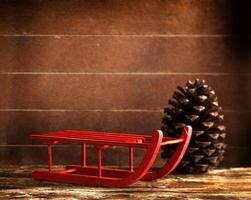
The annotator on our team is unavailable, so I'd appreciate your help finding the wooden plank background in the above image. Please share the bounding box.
[0,0,250,167]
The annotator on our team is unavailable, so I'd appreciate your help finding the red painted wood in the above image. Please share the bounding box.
[65,165,131,178]
[82,144,86,167]
[64,130,148,141]
[31,131,148,148]
[31,126,192,187]
[142,126,192,181]
[47,144,53,173]
[129,147,134,172]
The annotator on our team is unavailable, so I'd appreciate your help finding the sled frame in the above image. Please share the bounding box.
[31,126,192,187]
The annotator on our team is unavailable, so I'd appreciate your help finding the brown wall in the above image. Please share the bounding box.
[0,0,250,167]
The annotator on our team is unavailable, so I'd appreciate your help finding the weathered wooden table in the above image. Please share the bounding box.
[0,165,250,199]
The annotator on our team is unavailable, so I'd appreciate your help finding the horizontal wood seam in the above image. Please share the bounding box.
[0,72,250,76]
[0,109,249,113]
[0,34,232,38]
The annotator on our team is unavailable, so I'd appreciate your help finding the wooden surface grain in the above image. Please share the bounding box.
[0,166,250,199]
[0,0,250,167]
[0,74,250,110]
[0,37,248,73]
[0,0,232,35]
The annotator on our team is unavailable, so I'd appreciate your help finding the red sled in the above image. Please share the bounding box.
[30,126,192,187]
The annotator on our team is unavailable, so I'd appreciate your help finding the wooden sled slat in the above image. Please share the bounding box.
[30,126,192,187]
[33,130,146,143]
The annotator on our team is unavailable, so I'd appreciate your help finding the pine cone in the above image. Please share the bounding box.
[161,79,227,173]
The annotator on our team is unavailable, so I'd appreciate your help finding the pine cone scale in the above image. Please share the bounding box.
[161,79,227,173]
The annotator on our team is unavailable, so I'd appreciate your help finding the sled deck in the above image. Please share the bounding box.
[30,126,192,187]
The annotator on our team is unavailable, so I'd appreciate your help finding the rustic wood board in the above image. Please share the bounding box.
[0,166,250,199]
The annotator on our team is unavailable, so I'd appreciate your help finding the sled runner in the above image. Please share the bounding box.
[31,126,192,187]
